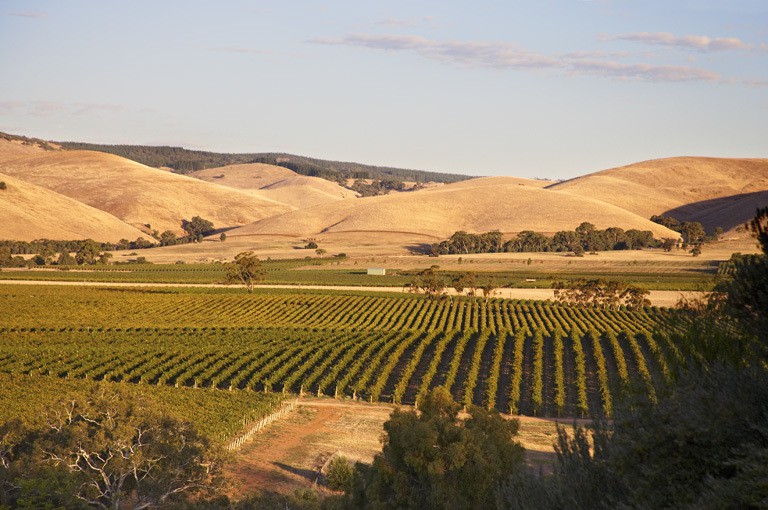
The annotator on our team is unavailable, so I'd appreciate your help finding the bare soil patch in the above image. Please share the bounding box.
[225,398,581,496]
[225,399,392,497]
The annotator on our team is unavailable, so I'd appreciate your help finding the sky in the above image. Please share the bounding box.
[1,0,766,179]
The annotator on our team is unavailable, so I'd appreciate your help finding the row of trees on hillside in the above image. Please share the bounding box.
[0,216,218,267]
[650,214,722,246]
[431,223,664,256]
[0,241,114,268]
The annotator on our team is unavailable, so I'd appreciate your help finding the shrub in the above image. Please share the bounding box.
[326,455,353,492]
[0,181,6,190]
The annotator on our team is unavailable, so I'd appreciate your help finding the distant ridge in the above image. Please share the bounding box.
[56,140,472,184]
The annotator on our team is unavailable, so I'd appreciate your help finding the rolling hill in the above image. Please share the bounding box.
[548,157,768,231]
[0,172,148,242]
[0,140,294,234]
[228,177,680,240]
[3,133,764,248]
[190,163,359,209]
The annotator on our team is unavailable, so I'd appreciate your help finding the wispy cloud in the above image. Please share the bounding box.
[311,34,560,70]
[310,34,722,83]
[569,60,719,82]
[7,11,47,18]
[606,32,755,52]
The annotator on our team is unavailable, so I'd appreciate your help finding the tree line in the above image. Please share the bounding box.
[431,223,665,256]
[56,141,471,183]
[650,214,722,247]
[0,216,218,268]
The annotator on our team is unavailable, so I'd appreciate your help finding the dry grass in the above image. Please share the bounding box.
[190,163,358,209]
[549,156,768,230]
[229,176,680,239]
[0,141,293,234]
[0,172,147,242]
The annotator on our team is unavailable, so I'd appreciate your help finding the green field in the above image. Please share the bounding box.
[1,284,683,418]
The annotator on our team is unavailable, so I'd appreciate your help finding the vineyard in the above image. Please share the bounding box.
[0,373,283,444]
[0,284,683,417]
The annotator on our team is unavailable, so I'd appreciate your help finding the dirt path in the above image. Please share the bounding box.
[225,398,586,496]
[226,400,392,497]
[0,279,700,306]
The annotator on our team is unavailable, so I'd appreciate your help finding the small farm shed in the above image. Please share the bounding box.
[367,268,386,276]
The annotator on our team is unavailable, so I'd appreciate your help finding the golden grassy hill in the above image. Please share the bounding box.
[190,163,296,188]
[228,176,680,240]
[548,157,768,231]
[0,143,294,234]
[426,176,556,191]
[0,173,148,242]
[190,163,358,209]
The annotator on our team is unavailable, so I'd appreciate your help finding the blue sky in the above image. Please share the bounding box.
[1,0,766,179]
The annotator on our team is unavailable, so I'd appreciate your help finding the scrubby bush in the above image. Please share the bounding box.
[326,455,353,492]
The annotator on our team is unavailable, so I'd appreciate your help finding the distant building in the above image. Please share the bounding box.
[367,268,386,276]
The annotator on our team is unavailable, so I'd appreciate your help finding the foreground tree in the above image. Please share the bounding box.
[346,387,525,509]
[0,386,225,510]
[224,251,266,293]
[714,206,768,345]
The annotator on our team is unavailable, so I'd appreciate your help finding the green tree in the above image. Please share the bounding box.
[56,251,76,266]
[690,243,702,257]
[348,387,525,509]
[224,251,266,293]
[181,216,215,242]
[714,206,768,344]
[480,277,498,302]
[0,386,225,510]
[315,248,327,258]
[159,230,177,247]
[680,221,706,247]
[219,232,227,242]
[408,266,445,299]
[661,237,677,252]
[326,455,353,492]
[75,239,102,265]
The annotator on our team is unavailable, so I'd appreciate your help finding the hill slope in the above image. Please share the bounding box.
[190,163,358,209]
[0,173,149,242]
[548,157,768,231]
[55,141,472,183]
[229,177,680,240]
[0,142,293,234]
